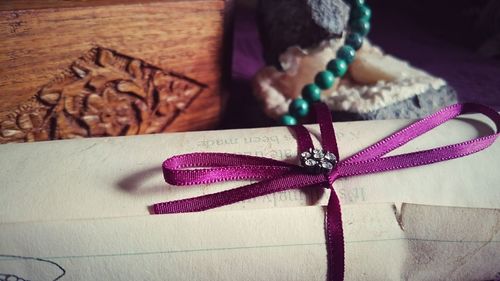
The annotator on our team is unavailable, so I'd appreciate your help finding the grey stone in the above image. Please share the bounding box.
[331,85,459,121]
[257,0,350,67]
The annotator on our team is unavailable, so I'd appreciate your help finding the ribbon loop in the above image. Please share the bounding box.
[335,103,500,179]
[154,173,326,214]
[344,103,499,164]
[163,153,298,185]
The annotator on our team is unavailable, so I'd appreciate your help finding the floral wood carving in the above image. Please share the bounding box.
[0,47,207,143]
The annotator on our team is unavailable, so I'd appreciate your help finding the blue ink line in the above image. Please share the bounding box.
[1,237,498,262]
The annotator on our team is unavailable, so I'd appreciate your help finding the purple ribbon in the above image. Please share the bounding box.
[152,103,499,281]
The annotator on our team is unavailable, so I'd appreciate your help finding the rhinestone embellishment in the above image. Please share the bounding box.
[300,148,337,174]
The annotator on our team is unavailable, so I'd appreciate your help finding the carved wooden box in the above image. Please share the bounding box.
[0,0,231,143]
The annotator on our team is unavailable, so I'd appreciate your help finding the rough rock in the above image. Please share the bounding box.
[257,0,349,66]
[330,85,458,121]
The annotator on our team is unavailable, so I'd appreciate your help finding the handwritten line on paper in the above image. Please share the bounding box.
[0,255,66,281]
[2,237,499,262]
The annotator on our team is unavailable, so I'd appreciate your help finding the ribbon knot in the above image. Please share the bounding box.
[153,103,499,281]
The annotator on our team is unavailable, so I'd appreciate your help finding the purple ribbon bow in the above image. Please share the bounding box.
[153,103,499,281]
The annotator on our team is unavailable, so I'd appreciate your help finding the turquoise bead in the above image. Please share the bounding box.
[337,45,356,64]
[349,0,365,7]
[314,71,335,90]
[352,5,371,21]
[351,19,370,36]
[327,58,348,77]
[302,84,322,103]
[346,32,363,50]
[289,98,310,117]
[281,114,297,126]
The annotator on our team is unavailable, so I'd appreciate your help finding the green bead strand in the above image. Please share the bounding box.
[327,58,348,77]
[314,71,335,90]
[345,32,363,50]
[351,19,370,36]
[281,114,297,126]
[337,45,356,64]
[302,84,322,103]
[352,5,371,21]
[289,98,310,117]
[349,0,365,7]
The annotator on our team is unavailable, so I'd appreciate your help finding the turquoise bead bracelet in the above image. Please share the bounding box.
[281,0,371,126]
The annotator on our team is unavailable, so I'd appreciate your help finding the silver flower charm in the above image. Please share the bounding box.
[300,148,337,174]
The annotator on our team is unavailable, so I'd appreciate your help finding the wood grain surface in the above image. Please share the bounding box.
[0,0,229,143]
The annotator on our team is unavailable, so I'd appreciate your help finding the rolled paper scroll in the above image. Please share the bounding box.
[153,103,500,281]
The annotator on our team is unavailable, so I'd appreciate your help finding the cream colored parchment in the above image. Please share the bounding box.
[0,113,498,223]
[0,204,499,280]
[0,113,499,280]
